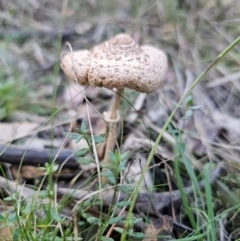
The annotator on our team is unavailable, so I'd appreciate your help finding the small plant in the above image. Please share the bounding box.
[114,213,144,240]
[101,150,128,185]
[63,121,147,240]
[0,76,29,120]
[66,120,105,165]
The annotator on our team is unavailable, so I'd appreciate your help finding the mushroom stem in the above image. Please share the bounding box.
[103,88,123,166]
[109,88,123,119]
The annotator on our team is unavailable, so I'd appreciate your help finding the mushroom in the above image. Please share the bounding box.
[60,50,91,86]
[60,34,168,171]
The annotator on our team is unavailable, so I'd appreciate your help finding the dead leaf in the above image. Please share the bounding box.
[11,166,45,180]
[123,156,153,191]
[143,216,173,241]
[212,111,240,141]
[0,122,39,144]
[61,83,99,109]
[0,221,12,241]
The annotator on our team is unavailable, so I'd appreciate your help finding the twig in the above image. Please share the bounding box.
[0,144,79,168]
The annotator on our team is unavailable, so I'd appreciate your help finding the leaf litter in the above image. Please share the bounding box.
[0,0,240,240]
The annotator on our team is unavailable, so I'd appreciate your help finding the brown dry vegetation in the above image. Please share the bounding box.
[0,0,240,240]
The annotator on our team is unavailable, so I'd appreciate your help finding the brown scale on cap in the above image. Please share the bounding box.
[60,34,168,93]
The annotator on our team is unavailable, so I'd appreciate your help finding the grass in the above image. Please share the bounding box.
[122,34,240,240]
[1,0,240,240]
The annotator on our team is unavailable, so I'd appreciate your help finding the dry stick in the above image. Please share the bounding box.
[74,211,78,241]
[121,36,240,241]
[86,98,102,189]
[164,163,176,221]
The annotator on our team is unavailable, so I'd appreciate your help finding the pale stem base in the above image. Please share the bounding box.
[102,88,123,180]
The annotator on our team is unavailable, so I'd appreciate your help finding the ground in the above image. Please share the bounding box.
[0,1,240,240]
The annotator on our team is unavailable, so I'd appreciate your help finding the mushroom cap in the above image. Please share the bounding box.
[60,34,168,93]
[60,50,91,85]
[88,34,167,93]
[140,45,168,92]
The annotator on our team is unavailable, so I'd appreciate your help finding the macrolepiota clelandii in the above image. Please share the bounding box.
[60,34,168,173]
